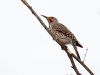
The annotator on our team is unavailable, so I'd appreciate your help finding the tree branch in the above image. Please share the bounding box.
[83,48,88,62]
[64,46,81,75]
[21,0,94,75]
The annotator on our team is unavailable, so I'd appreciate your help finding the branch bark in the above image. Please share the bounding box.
[21,0,94,75]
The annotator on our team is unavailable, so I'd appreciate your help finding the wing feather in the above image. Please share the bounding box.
[52,23,77,41]
[52,23,83,48]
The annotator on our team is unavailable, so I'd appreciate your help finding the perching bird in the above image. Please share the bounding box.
[41,15,83,60]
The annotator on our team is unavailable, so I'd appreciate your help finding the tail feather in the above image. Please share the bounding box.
[76,41,83,48]
[73,46,81,60]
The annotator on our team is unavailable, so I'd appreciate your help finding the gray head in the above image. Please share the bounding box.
[41,15,58,24]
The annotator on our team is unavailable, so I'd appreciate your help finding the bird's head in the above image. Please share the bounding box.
[41,15,58,24]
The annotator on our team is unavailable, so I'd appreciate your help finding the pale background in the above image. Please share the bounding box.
[0,0,100,75]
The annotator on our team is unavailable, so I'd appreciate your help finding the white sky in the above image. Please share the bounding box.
[0,0,100,75]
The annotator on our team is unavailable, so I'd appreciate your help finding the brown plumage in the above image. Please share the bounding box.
[41,15,83,60]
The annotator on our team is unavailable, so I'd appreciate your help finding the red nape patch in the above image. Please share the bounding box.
[49,19,53,22]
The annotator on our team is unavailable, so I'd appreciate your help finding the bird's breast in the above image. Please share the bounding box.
[49,29,71,45]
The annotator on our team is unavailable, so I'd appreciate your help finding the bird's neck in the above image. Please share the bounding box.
[49,21,58,25]
[49,22,58,29]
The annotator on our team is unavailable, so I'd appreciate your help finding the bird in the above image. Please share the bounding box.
[41,15,83,60]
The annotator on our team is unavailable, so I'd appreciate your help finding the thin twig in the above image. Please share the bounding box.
[83,48,88,62]
[21,0,94,75]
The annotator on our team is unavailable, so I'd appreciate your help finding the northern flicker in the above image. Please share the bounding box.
[41,15,83,60]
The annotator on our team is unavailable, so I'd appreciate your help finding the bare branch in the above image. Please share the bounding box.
[21,0,94,75]
[83,48,88,62]
[72,54,94,75]
[64,46,81,75]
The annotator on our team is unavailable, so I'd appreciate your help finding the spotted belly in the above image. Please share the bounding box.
[50,30,71,45]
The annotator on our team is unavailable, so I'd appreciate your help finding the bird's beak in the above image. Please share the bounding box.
[41,15,48,19]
